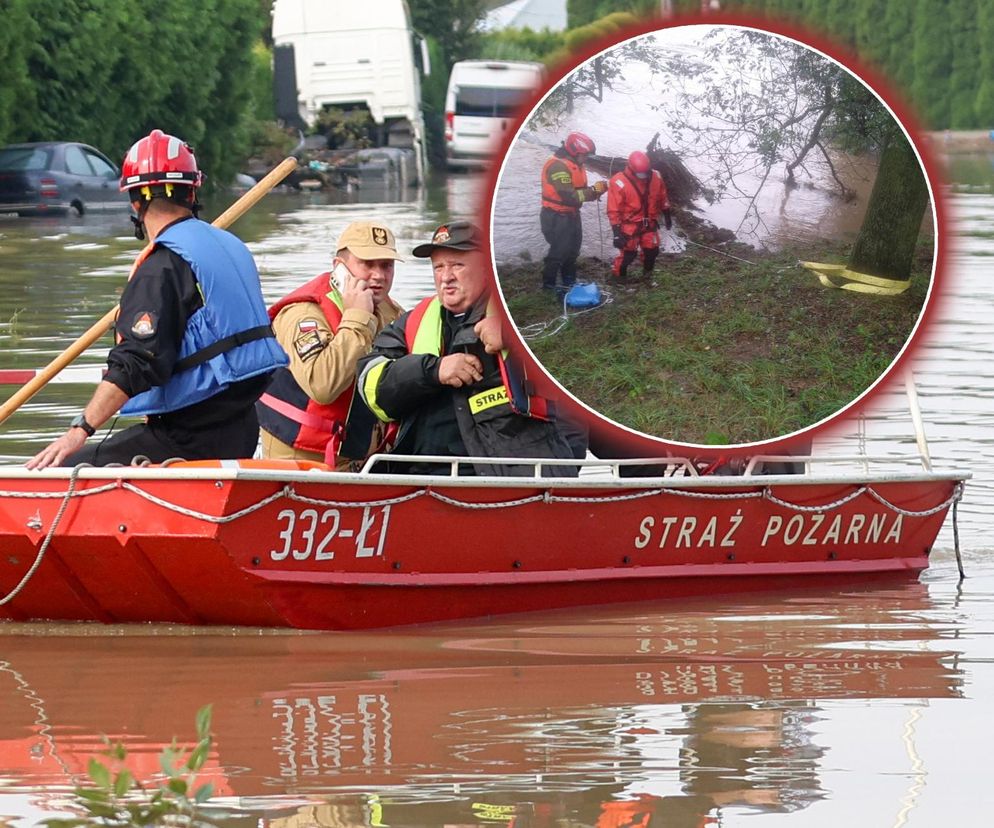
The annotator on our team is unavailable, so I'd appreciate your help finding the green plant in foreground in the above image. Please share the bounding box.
[44,705,215,828]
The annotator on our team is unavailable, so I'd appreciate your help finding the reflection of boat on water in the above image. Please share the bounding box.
[0,454,966,630]
[0,585,962,817]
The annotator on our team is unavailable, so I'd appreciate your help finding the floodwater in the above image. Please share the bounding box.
[0,150,993,826]
[491,42,886,265]
[492,125,879,265]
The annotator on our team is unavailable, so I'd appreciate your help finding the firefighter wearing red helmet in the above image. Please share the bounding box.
[539,131,607,293]
[28,129,288,470]
[606,150,672,281]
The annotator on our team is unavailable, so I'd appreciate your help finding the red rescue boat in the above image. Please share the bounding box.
[0,451,967,630]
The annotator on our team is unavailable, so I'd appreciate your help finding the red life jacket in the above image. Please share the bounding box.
[257,272,352,462]
[541,155,588,214]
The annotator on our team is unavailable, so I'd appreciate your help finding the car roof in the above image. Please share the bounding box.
[1,141,90,150]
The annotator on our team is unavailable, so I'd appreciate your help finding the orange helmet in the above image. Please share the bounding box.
[563,131,596,157]
[119,129,203,193]
[627,151,651,175]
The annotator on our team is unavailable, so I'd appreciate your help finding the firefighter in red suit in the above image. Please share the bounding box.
[607,151,672,280]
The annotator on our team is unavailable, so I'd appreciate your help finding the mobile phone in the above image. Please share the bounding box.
[331,261,351,292]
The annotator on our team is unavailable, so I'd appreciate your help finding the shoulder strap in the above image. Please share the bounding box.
[404,297,443,355]
[173,324,275,372]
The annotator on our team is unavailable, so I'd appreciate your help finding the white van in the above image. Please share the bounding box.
[444,60,545,170]
[272,0,430,181]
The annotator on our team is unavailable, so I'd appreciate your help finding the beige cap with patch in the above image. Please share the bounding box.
[336,221,403,261]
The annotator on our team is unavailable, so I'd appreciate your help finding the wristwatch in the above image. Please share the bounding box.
[69,413,96,437]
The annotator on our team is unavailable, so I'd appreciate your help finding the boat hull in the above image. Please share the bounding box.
[0,466,964,629]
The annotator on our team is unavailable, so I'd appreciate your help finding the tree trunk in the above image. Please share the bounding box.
[848,130,929,281]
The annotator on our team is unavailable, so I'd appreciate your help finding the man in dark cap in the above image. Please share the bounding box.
[355,220,576,476]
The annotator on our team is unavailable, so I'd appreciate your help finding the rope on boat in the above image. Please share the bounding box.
[952,496,965,581]
[764,486,869,513]
[546,487,763,505]
[865,481,965,519]
[288,488,426,509]
[120,482,292,524]
[3,476,965,525]
[0,482,117,498]
[0,465,85,606]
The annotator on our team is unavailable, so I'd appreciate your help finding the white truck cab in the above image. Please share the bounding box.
[272,0,429,182]
[444,60,545,170]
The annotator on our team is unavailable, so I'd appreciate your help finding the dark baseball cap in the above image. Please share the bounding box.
[411,220,482,257]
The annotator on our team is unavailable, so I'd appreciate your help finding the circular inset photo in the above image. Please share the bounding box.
[491,23,939,447]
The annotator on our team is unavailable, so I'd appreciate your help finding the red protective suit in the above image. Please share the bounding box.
[607,169,670,278]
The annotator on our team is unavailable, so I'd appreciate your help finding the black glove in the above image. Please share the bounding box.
[612,225,626,249]
[663,209,673,230]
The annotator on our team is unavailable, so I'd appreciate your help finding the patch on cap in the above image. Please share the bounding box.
[433,226,451,244]
[335,220,402,261]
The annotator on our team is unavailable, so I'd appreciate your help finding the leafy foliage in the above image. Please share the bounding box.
[42,704,216,828]
[409,0,486,70]
[479,28,563,63]
[771,0,990,130]
[577,0,993,130]
[567,0,656,27]
[0,0,269,187]
[647,30,896,232]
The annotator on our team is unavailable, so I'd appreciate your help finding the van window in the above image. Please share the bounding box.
[454,86,528,118]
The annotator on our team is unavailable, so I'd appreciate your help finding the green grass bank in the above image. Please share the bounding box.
[499,241,932,445]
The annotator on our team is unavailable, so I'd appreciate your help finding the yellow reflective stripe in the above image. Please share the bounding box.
[801,261,911,295]
[361,359,393,422]
[325,287,344,313]
[468,386,508,415]
[411,297,443,355]
[472,803,515,821]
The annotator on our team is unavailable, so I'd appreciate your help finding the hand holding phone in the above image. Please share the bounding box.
[333,259,374,314]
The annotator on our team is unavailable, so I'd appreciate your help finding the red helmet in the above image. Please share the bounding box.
[563,131,595,157]
[627,151,651,174]
[119,129,203,193]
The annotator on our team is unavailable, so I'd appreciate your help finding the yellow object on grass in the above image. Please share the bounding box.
[801,261,911,295]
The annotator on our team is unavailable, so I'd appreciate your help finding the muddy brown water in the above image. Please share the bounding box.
[0,157,992,825]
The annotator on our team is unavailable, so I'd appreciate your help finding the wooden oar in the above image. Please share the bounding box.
[0,156,298,426]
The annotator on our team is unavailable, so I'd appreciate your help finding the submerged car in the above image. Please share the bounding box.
[0,141,129,217]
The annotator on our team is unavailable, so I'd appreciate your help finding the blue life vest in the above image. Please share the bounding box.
[121,220,288,417]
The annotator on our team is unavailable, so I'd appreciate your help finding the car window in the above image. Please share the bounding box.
[454,86,528,118]
[0,147,52,171]
[65,145,95,176]
[84,150,118,178]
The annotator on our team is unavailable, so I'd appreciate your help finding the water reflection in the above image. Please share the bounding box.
[0,577,967,825]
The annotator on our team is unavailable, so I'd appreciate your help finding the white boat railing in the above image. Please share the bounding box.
[356,451,940,480]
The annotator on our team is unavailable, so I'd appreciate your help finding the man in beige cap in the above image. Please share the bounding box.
[257,221,404,467]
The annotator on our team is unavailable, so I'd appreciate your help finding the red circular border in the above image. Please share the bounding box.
[479,9,949,458]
